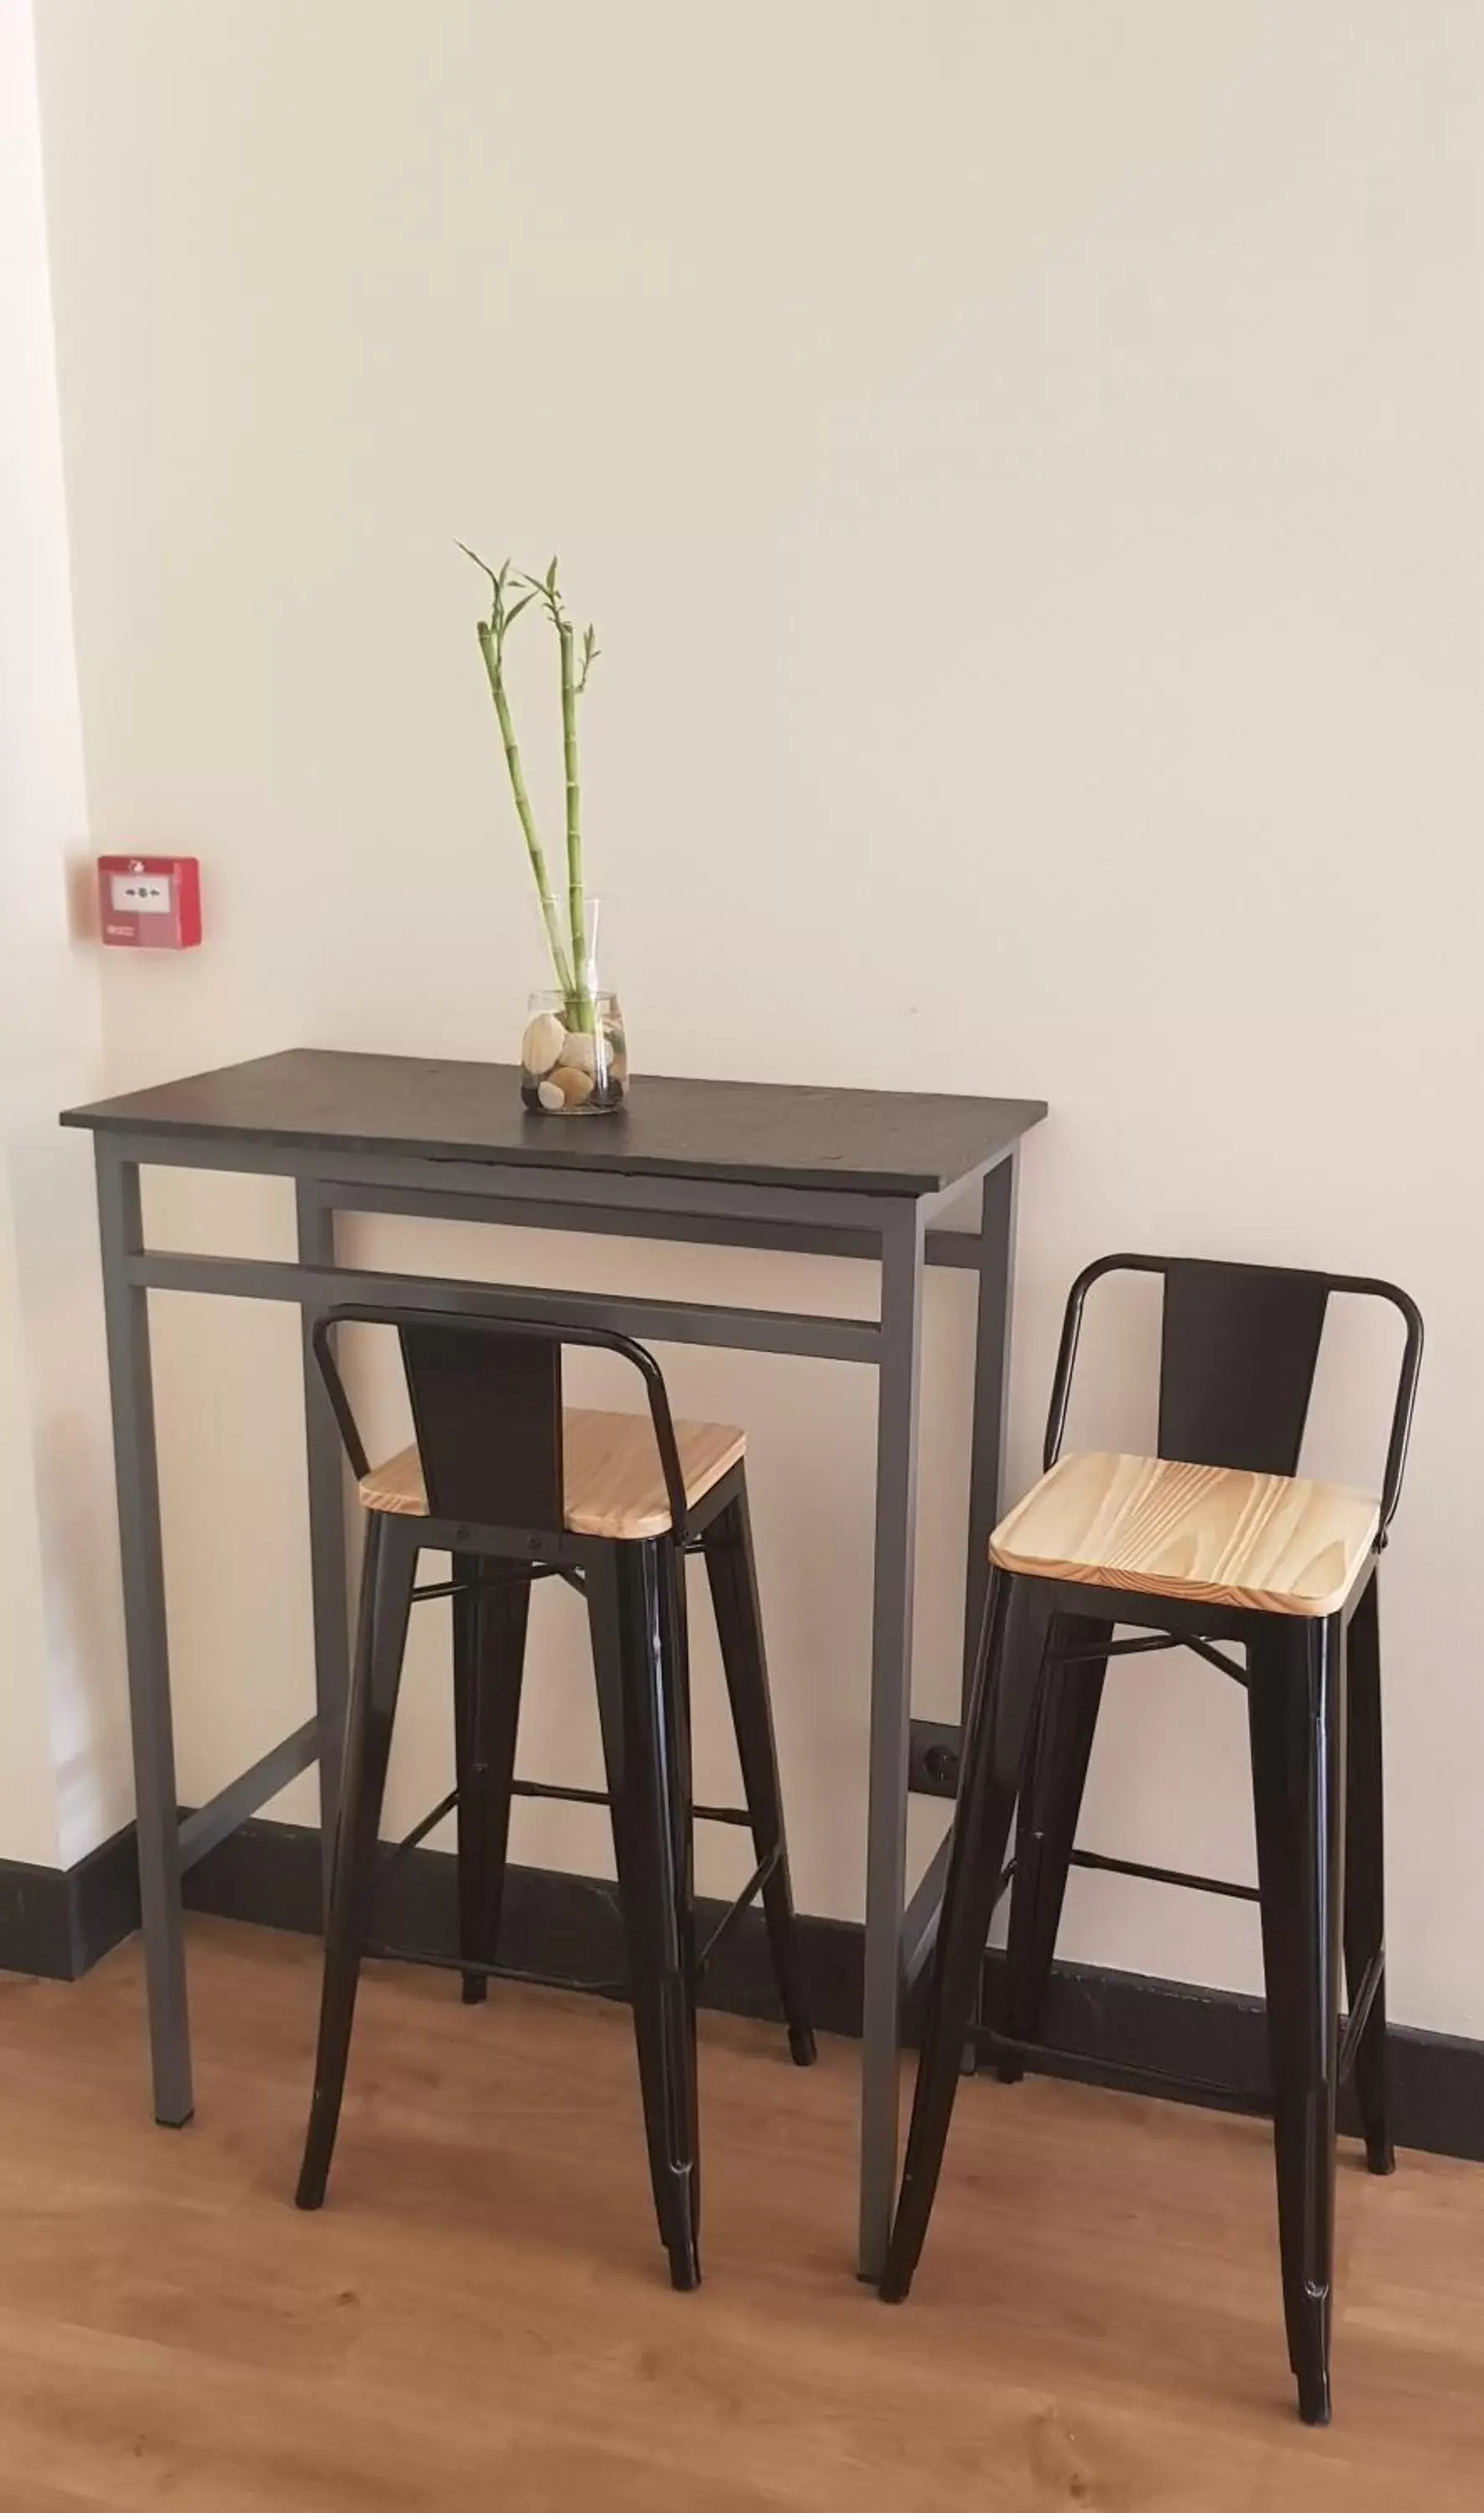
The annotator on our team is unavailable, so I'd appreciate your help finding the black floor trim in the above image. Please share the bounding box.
[179,1814,867,2044]
[4,1816,1481,2168]
[0,1829,140,1982]
[0,1855,77,1981]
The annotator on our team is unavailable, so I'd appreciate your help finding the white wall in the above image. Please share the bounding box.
[0,0,129,1869]
[31,1,1484,2031]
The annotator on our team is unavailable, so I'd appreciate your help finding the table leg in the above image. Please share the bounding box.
[296,1182,350,1916]
[961,1152,1018,1701]
[959,1151,1018,2071]
[95,1148,192,2125]
[858,1200,926,2278]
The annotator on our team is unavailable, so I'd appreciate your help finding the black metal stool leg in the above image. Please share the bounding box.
[881,1571,1054,2303]
[701,1482,816,2066]
[995,1612,1110,2082]
[296,1515,418,2209]
[589,1553,671,2259]
[588,1540,702,2292]
[657,1536,703,2259]
[1343,1570,1394,2175]
[452,1558,531,2005]
[1249,1613,1345,2426]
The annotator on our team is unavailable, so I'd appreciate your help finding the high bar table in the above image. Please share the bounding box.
[62,1049,1045,2277]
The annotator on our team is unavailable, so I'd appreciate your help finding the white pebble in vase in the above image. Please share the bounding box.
[522,1012,567,1076]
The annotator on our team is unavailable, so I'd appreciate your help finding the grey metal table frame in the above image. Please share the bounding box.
[85,1108,1029,2278]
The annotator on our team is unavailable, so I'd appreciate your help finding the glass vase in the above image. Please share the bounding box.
[521,989,629,1114]
[519,895,628,1114]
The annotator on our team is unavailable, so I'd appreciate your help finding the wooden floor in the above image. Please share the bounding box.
[0,1922,1480,2509]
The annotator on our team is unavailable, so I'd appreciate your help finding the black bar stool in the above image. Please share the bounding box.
[881,1255,1423,2425]
[294,1305,815,2290]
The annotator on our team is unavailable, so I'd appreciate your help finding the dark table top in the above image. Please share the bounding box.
[61,1049,1046,1198]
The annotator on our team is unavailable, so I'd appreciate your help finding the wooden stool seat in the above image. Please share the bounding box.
[359,1407,747,1540]
[990,1451,1379,1618]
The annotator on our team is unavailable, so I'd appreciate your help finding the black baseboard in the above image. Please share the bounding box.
[0,1855,78,1980]
[0,1827,141,1983]
[178,1814,868,2042]
[6,1815,1481,2168]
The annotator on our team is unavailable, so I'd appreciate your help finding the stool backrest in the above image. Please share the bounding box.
[1043,1256,1423,1541]
[310,1305,691,1540]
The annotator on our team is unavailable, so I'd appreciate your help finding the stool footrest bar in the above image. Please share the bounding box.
[1338,1952,1386,2079]
[1184,1637,1248,1684]
[507,1777,751,1828]
[697,1845,781,1976]
[384,1778,755,1855]
[381,1789,460,1873]
[1052,1634,1177,1668]
[977,2026,1270,2113]
[364,1941,627,1998]
[411,1566,567,1605]
[1068,1846,1260,1902]
[1048,1632,1245,1683]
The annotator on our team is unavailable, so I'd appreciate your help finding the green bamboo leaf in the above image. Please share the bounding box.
[456,543,499,623]
[456,539,502,592]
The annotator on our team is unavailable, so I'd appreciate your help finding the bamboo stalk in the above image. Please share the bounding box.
[463,542,602,1045]
[557,611,594,1035]
[475,616,574,1002]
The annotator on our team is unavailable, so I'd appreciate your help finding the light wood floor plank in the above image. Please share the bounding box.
[0,1922,1479,2508]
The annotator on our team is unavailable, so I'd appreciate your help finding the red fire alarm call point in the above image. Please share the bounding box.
[97,855,202,950]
